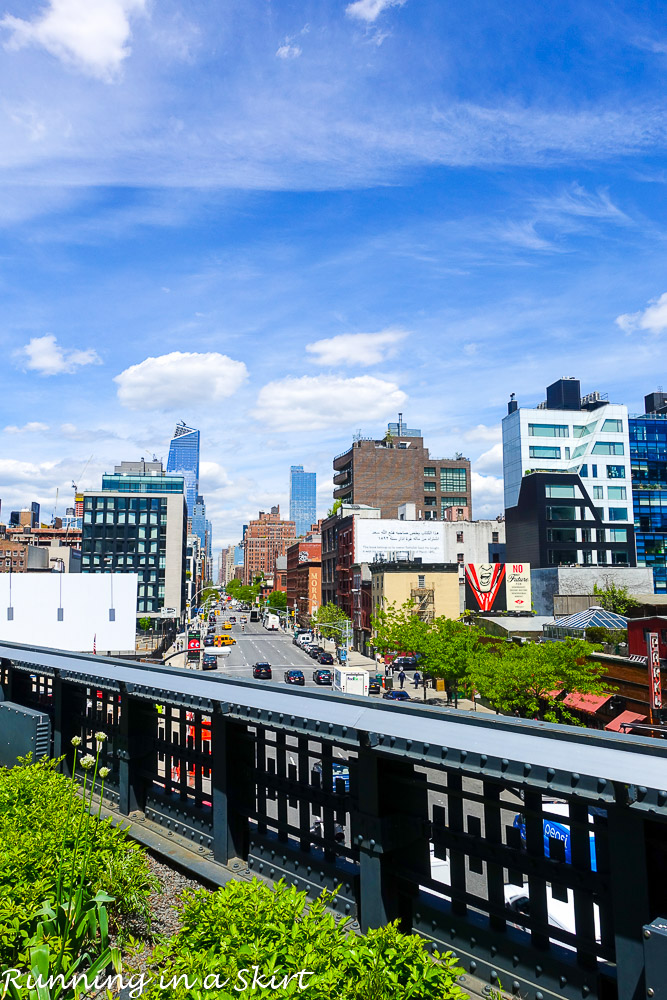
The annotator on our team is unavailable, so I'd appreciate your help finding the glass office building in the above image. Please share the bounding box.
[630,398,667,592]
[166,422,200,515]
[289,465,316,538]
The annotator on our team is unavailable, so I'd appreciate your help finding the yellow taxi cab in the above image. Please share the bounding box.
[223,621,232,630]
[217,635,236,646]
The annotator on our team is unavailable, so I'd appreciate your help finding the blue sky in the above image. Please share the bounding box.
[2,0,667,553]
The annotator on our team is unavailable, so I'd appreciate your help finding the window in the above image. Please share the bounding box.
[602,418,623,433]
[548,549,578,565]
[592,464,598,477]
[580,464,588,477]
[573,425,593,438]
[529,446,561,459]
[440,468,467,491]
[547,528,577,542]
[564,447,571,459]
[547,505,577,521]
[545,484,575,498]
[424,467,436,477]
[608,507,628,521]
[457,553,464,563]
[608,486,627,500]
[611,551,628,565]
[571,444,588,459]
[418,574,425,588]
[592,442,624,456]
[609,528,628,542]
[424,498,436,506]
[492,531,499,542]
[424,482,436,492]
[528,423,568,437]
[581,527,592,542]
[456,531,464,543]
[593,486,604,499]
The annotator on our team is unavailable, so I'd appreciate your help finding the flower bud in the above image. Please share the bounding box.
[95,732,107,743]
[71,736,82,748]
[99,767,110,779]
[80,754,95,770]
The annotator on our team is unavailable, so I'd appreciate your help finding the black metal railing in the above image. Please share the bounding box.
[1,640,667,1000]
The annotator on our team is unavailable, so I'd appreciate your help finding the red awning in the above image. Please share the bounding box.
[605,711,647,732]
[562,692,612,714]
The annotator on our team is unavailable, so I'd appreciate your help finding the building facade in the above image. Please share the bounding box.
[81,467,187,616]
[242,507,296,586]
[332,416,471,520]
[289,465,317,538]
[630,392,667,593]
[370,561,460,632]
[166,422,200,516]
[503,378,635,568]
[286,535,322,620]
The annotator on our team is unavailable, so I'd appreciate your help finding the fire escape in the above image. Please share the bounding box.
[410,586,435,622]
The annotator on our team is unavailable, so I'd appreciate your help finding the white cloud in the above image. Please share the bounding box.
[276,42,301,59]
[15,334,101,376]
[346,0,406,23]
[1,0,146,81]
[305,328,407,366]
[463,423,501,444]
[471,471,504,519]
[616,292,667,336]
[254,374,407,431]
[114,351,248,410]
[474,442,503,476]
[199,460,231,490]
[4,422,49,434]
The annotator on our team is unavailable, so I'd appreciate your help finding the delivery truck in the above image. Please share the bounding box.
[333,666,369,696]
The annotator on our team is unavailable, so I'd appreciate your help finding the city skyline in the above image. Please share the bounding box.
[2,2,667,554]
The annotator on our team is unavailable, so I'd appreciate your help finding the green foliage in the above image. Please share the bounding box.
[326,499,342,518]
[134,879,466,1000]
[0,754,157,976]
[225,578,260,603]
[267,591,287,611]
[311,602,350,640]
[371,602,486,683]
[592,582,639,614]
[585,626,627,645]
[466,637,610,721]
[138,617,152,632]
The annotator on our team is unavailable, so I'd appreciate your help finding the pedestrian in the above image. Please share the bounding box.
[398,669,406,689]
[413,671,421,689]
[446,686,452,706]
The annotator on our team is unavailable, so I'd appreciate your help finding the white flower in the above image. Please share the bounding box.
[99,767,110,779]
[71,736,82,747]
[95,732,107,744]
[80,754,95,770]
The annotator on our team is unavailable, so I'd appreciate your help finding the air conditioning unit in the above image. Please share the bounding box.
[0,702,51,768]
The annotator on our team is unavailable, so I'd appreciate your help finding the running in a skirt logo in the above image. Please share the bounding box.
[0,967,314,997]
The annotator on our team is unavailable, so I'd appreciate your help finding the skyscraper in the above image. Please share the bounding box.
[166,422,200,515]
[289,465,316,537]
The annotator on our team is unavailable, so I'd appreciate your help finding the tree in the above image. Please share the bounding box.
[326,498,342,518]
[226,578,260,603]
[593,582,640,615]
[371,601,488,697]
[267,590,287,611]
[138,617,152,632]
[312,602,350,640]
[466,637,610,722]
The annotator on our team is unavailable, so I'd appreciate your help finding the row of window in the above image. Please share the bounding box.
[85,497,165,510]
[529,442,624,461]
[85,512,163,526]
[547,527,628,542]
[546,505,629,522]
[423,467,468,490]
[545,484,627,500]
[528,419,624,438]
[547,550,629,566]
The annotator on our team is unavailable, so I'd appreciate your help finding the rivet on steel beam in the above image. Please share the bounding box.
[572,773,580,785]
[490,971,498,981]
[523,763,532,775]
[460,750,467,761]
[342,727,348,736]
[470,937,476,947]
[547,767,555,780]
[512,982,520,993]
[291,715,295,724]
[598,778,607,792]
[644,929,652,939]
[560,976,568,986]
[639,785,647,797]
[535,965,543,975]
[469,961,477,973]
[480,755,487,765]
[369,839,376,849]
[536,993,544,1000]
[442,747,448,757]
[406,740,412,750]
[502,758,509,769]
[490,945,497,957]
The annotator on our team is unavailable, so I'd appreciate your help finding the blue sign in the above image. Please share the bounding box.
[339,649,347,662]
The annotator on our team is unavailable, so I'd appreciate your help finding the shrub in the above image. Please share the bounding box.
[136,879,467,999]
[0,755,157,969]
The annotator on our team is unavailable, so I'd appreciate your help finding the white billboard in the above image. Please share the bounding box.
[505,562,531,611]
[0,573,138,653]
[355,520,445,564]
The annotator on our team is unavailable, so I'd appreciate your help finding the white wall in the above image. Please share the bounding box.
[0,573,137,652]
[355,519,445,563]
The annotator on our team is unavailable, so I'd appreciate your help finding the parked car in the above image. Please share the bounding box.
[252,662,272,679]
[308,645,325,659]
[296,634,313,647]
[317,652,334,665]
[202,653,217,670]
[383,690,412,701]
[312,668,332,685]
[392,656,418,669]
[369,677,382,694]
[284,669,305,686]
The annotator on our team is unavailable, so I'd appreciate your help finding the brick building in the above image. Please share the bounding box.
[286,533,322,620]
[6,525,82,550]
[332,415,471,520]
[243,507,296,586]
[0,537,29,572]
